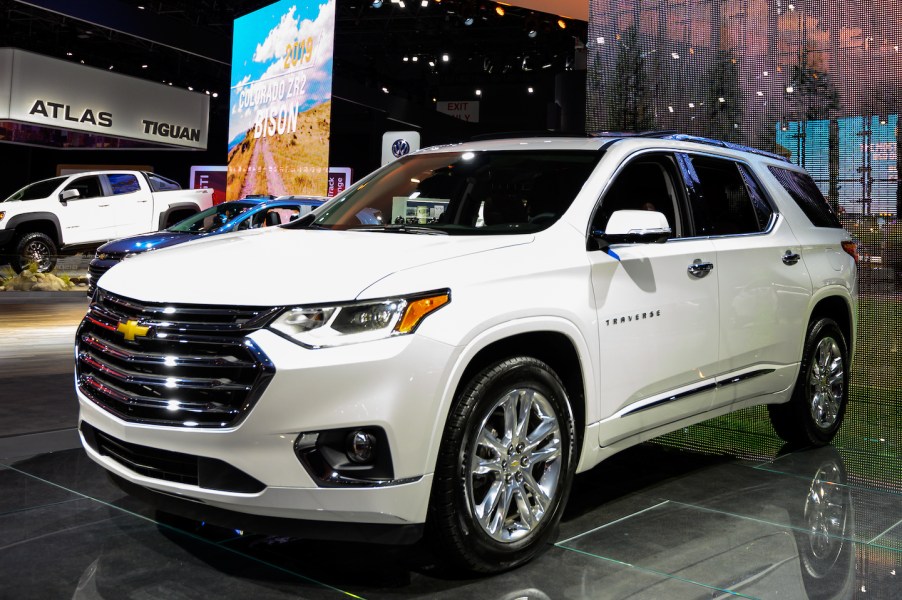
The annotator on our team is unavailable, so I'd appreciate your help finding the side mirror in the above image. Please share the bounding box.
[59,189,80,202]
[590,209,672,250]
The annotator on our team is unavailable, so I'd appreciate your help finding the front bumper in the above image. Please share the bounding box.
[78,328,457,525]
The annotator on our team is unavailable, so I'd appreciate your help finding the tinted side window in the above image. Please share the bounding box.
[768,166,842,228]
[593,154,682,236]
[64,176,103,199]
[146,173,181,192]
[689,155,762,236]
[107,174,141,195]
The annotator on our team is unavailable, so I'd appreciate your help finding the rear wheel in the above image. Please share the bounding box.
[428,356,575,573]
[768,318,849,447]
[11,232,58,273]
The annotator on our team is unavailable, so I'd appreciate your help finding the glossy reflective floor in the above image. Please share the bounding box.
[1,296,900,599]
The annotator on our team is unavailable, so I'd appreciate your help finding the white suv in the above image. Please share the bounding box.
[76,134,857,573]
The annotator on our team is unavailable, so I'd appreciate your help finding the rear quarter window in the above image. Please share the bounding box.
[768,166,842,228]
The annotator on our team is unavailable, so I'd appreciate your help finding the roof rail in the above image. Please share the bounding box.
[588,129,678,138]
[654,133,790,162]
[469,130,589,141]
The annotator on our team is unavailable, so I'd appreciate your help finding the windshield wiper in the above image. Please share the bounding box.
[354,225,448,235]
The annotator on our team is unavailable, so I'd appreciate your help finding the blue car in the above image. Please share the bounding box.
[88,196,324,294]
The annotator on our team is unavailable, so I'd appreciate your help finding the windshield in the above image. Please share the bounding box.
[168,201,256,232]
[3,177,68,202]
[313,150,601,234]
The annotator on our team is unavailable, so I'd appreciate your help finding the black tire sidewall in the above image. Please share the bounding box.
[793,318,849,445]
[434,357,575,571]
[12,232,58,273]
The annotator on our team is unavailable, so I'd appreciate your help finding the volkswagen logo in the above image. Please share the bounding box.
[391,138,411,158]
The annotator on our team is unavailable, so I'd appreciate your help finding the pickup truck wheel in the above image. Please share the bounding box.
[429,357,575,573]
[11,232,58,273]
[768,318,849,447]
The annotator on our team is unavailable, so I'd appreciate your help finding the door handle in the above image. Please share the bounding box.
[688,259,714,278]
[137,200,149,203]
[782,250,801,265]
[98,204,110,207]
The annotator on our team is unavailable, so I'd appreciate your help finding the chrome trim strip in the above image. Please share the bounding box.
[620,368,776,417]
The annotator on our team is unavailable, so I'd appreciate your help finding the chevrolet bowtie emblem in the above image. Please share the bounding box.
[117,320,150,341]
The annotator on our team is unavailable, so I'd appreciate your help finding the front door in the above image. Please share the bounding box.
[57,175,114,244]
[589,152,720,447]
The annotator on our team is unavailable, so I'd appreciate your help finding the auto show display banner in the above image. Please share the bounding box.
[227,0,335,200]
[0,48,209,149]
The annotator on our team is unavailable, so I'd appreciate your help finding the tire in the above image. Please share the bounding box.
[768,318,849,447]
[428,356,576,573]
[11,232,58,273]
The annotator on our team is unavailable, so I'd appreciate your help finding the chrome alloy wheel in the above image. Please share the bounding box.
[22,239,53,271]
[807,336,845,430]
[466,387,563,543]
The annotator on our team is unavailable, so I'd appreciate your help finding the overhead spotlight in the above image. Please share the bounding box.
[527,86,534,94]
[785,85,794,93]
[475,89,482,96]
[141,64,148,68]
[428,60,435,67]
[762,70,769,76]
[382,87,390,93]
[879,116,888,125]
[442,53,450,62]
[671,52,679,59]
[718,97,725,103]
[137,5,145,9]
[212,92,218,98]
[372,0,382,6]
[495,6,504,16]
[412,56,418,62]
[108,65,114,70]
[403,56,409,61]
[557,19,566,29]
[688,102,695,108]
[205,90,210,94]
[399,0,406,7]
[528,29,537,38]
[756,90,764,96]
[421,0,428,6]
[668,106,674,113]
[188,86,193,91]
[66,51,73,56]
[596,36,604,44]
[464,16,474,25]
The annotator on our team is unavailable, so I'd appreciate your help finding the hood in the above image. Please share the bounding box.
[97,230,197,254]
[98,227,532,305]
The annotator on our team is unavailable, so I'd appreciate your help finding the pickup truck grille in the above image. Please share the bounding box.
[76,290,277,428]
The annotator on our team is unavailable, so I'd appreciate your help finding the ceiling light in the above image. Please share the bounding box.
[763,70,769,76]
[188,86,193,91]
[671,52,679,59]
[557,19,566,29]
[382,87,390,93]
[688,102,695,108]
[141,64,148,68]
[495,6,504,16]
[421,0,428,5]
[412,56,418,62]
[372,0,382,6]
[475,89,482,96]
[442,53,449,62]
[596,36,604,44]
[785,86,794,93]
[756,91,764,96]
[668,106,674,113]
[464,16,474,25]
[212,92,218,98]
[718,97,725,103]
[399,0,406,7]
[66,51,73,56]
[108,65,114,70]
[527,87,534,94]
[403,56,409,61]
[528,30,537,38]
[428,60,435,67]
[138,5,145,9]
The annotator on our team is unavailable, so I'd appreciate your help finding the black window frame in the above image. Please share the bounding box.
[768,165,842,229]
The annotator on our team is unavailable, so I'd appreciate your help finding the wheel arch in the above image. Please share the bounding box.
[430,319,595,476]
[807,292,856,361]
[158,203,200,229]
[5,213,61,244]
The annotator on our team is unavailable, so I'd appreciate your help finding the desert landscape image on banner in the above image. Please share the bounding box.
[227,0,335,200]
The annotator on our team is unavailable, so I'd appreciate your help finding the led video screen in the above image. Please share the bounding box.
[587,0,900,588]
[227,0,335,199]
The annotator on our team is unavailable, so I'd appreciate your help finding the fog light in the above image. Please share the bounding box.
[347,430,377,464]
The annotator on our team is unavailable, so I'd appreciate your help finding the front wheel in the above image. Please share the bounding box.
[11,232,58,273]
[428,357,575,573]
[768,318,850,447]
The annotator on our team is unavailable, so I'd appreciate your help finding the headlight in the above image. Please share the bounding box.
[269,290,450,348]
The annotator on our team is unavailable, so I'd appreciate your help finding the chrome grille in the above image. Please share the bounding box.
[76,290,277,428]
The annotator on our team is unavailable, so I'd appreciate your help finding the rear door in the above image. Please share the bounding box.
[105,173,153,237]
[680,153,812,409]
[589,152,720,446]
